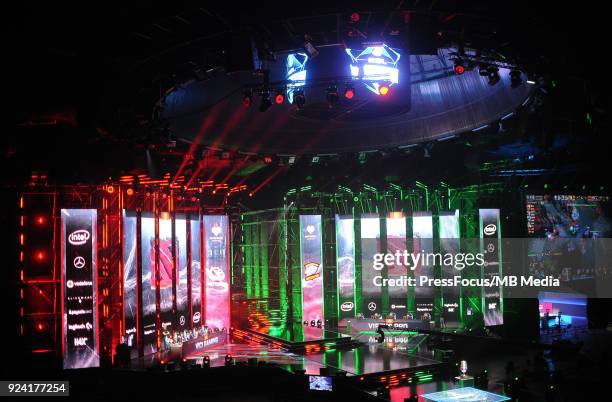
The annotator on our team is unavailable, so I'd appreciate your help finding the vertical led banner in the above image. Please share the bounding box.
[480,209,503,326]
[361,214,382,317]
[300,215,324,323]
[158,216,173,331]
[413,212,434,319]
[335,215,355,319]
[140,213,157,355]
[439,210,460,324]
[175,214,189,330]
[61,209,99,369]
[387,212,407,318]
[190,216,202,327]
[122,210,138,357]
[204,215,230,330]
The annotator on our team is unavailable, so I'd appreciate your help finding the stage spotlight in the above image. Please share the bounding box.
[303,34,319,58]
[259,92,272,112]
[510,70,522,88]
[224,354,233,366]
[293,90,305,108]
[243,91,253,107]
[203,355,210,368]
[326,85,339,106]
[126,188,134,196]
[274,90,285,105]
[487,66,500,86]
[454,58,465,75]
[344,86,355,99]
[379,84,390,96]
[36,215,46,225]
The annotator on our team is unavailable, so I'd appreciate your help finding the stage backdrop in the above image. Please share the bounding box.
[61,209,99,369]
[413,212,434,319]
[190,215,202,327]
[175,214,189,330]
[203,215,230,330]
[336,215,356,319]
[300,215,324,323]
[387,212,407,318]
[140,213,157,355]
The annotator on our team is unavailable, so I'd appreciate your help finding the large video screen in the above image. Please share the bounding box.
[158,217,174,332]
[122,210,138,357]
[300,215,324,323]
[526,195,611,283]
[439,210,460,324]
[413,212,434,318]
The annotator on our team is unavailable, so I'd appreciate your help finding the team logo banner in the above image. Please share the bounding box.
[61,209,99,369]
[480,209,503,326]
[300,215,324,322]
[204,215,230,330]
[335,215,355,319]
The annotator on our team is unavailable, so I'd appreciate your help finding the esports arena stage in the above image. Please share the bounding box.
[17,179,524,401]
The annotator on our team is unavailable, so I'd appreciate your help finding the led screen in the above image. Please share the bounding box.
[190,216,202,326]
[387,213,407,317]
[480,209,503,326]
[439,210,460,324]
[158,217,174,332]
[140,214,157,355]
[300,215,324,323]
[176,215,189,330]
[61,209,99,369]
[361,215,382,317]
[122,210,138,357]
[413,212,434,319]
[204,215,230,330]
[335,215,355,319]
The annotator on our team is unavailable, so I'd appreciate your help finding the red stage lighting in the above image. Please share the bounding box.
[243,93,253,107]
[274,91,285,105]
[379,85,390,96]
[36,216,45,225]
[263,156,273,164]
[35,251,45,262]
[344,87,355,99]
[36,322,44,331]
[107,185,114,194]
[126,188,134,196]
[454,64,465,75]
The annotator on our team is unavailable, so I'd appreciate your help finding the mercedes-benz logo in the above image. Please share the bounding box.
[179,316,185,326]
[368,302,376,311]
[73,256,86,269]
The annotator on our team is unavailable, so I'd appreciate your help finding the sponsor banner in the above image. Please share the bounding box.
[480,209,503,326]
[335,215,355,319]
[204,215,230,330]
[361,215,382,317]
[387,213,407,317]
[122,211,138,356]
[413,212,434,318]
[190,217,202,325]
[140,214,157,355]
[439,210,461,324]
[175,215,189,330]
[181,329,227,357]
[349,319,430,334]
[61,209,99,369]
[157,217,174,331]
[300,215,324,322]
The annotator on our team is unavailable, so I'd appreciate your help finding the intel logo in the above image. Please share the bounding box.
[68,230,90,245]
[483,224,497,236]
[341,302,354,312]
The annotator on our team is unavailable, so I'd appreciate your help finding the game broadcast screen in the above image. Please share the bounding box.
[526,195,611,286]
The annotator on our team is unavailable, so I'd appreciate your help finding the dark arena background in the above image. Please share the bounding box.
[4,2,612,401]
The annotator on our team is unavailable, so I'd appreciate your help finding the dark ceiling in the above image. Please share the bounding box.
[5,1,609,191]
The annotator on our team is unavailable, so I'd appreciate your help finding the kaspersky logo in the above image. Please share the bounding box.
[68,230,90,245]
[304,262,321,281]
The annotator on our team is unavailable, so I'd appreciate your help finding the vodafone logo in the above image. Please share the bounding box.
[68,230,90,245]
[341,301,354,312]
[483,224,497,236]
[73,256,86,269]
[67,280,74,289]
